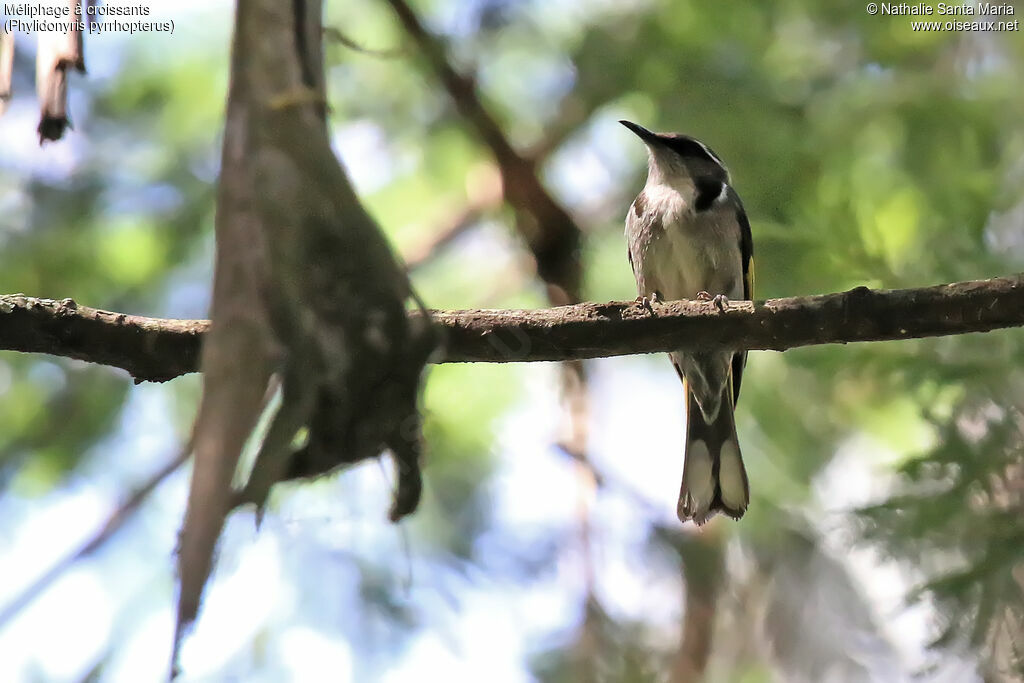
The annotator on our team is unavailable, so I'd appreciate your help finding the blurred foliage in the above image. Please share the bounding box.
[1,0,1023,681]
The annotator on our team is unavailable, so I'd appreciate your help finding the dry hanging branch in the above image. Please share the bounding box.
[171,0,435,670]
[2,274,1023,381]
[35,0,85,143]
[0,28,14,116]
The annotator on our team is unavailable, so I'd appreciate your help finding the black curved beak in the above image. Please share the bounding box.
[619,120,660,145]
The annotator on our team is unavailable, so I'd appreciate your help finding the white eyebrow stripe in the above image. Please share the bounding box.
[696,140,723,166]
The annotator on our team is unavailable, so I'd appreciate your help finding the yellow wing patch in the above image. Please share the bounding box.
[744,255,755,301]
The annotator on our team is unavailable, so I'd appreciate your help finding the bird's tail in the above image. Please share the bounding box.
[678,381,749,525]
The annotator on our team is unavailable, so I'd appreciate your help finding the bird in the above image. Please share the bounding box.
[620,120,754,525]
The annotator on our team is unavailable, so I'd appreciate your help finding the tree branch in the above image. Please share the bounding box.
[384,0,583,303]
[0,296,203,382]
[2,275,1022,381]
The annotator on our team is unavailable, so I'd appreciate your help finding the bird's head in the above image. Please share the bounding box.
[619,120,730,191]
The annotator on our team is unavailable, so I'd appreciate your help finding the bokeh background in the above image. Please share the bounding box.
[2,1,1024,681]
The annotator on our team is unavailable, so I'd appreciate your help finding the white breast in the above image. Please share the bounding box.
[633,183,743,301]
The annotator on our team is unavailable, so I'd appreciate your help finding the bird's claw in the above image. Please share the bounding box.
[695,291,729,311]
[635,292,661,316]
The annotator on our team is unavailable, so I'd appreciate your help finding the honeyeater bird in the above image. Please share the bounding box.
[620,120,753,525]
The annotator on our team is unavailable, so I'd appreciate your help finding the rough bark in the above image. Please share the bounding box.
[0,295,203,382]
[3,275,1023,381]
[431,275,1024,361]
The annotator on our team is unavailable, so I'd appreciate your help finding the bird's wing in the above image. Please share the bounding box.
[731,187,754,405]
[625,190,651,293]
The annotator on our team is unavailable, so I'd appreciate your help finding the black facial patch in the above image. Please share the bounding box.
[693,177,723,212]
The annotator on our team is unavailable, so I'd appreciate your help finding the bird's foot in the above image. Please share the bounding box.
[695,291,729,311]
[635,292,661,316]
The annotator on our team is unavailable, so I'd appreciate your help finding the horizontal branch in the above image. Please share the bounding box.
[1,275,1022,381]
[0,296,204,382]
[436,274,1024,361]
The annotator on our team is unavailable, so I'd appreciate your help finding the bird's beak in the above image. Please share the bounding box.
[619,120,660,145]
